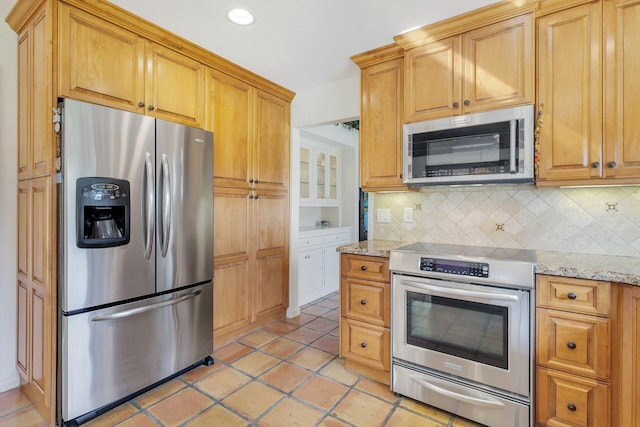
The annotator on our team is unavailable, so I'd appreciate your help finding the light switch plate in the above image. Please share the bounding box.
[377,208,391,223]
[404,207,413,223]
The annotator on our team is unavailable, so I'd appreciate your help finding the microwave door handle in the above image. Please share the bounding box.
[509,119,517,173]
[399,278,518,302]
[408,374,504,409]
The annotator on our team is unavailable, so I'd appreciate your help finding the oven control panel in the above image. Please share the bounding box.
[419,257,489,278]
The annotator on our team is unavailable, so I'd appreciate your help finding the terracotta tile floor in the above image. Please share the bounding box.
[0,292,482,427]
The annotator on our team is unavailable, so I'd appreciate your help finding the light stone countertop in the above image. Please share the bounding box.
[337,240,640,286]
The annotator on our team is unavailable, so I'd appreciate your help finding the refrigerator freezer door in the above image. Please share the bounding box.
[155,120,213,292]
[62,99,156,312]
[60,282,213,422]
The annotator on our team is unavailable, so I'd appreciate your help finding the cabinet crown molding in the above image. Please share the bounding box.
[6,0,49,32]
[351,43,404,68]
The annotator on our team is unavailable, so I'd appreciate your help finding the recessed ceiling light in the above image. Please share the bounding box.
[228,8,254,25]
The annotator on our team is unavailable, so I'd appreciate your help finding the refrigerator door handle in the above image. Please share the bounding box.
[160,154,171,258]
[142,152,155,260]
[91,290,203,321]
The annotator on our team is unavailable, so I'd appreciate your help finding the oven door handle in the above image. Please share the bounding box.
[409,374,505,409]
[399,279,519,302]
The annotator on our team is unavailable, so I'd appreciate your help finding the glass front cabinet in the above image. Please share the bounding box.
[300,143,339,205]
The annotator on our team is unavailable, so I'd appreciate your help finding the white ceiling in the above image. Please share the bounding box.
[104,0,500,94]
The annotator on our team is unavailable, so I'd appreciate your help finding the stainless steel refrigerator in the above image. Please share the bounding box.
[57,99,213,424]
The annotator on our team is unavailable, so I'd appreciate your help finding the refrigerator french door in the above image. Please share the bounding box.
[58,99,213,424]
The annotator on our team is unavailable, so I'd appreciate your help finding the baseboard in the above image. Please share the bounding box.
[0,372,20,393]
[286,306,300,318]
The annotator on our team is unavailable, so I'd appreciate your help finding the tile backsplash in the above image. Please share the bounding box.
[373,185,640,257]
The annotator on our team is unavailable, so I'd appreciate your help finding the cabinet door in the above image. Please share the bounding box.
[327,153,338,202]
[315,151,327,201]
[213,187,252,337]
[537,3,603,182]
[17,181,30,380]
[604,0,640,178]
[145,42,206,128]
[404,36,462,122]
[58,4,145,114]
[620,285,640,427]
[209,69,252,188]
[253,90,290,191]
[361,58,406,191]
[18,4,53,180]
[253,191,289,319]
[298,247,324,305]
[299,145,312,201]
[463,13,534,113]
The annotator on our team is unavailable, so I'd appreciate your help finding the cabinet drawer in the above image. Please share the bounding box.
[341,278,390,327]
[340,318,390,372]
[341,254,390,282]
[536,308,610,380]
[298,236,323,249]
[537,275,611,316]
[324,231,351,245]
[536,368,609,427]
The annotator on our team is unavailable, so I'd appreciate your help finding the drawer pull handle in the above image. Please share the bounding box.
[360,342,367,348]
[567,341,577,350]
[567,403,577,412]
[360,299,367,305]
[567,292,577,300]
[360,265,368,271]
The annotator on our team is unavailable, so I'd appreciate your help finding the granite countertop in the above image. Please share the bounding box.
[337,240,640,286]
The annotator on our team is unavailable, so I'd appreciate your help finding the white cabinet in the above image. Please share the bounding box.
[298,227,351,305]
[300,143,339,205]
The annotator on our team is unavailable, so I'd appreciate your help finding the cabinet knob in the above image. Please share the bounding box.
[608,161,617,168]
[591,161,600,168]
[255,179,260,184]
[453,102,460,108]
[360,342,367,348]
[360,299,367,305]
[138,101,145,107]
[567,341,577,350]
[464,99,471,106]
[567,403,577,412]
[148,105,155,111]
[249,179,254,183]
[360,265,368,271]
[254,195,259,199]
[249,194,254,199]
[567,292,577,300]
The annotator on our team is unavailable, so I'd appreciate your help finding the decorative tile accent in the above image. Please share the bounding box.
[374,185,640,257]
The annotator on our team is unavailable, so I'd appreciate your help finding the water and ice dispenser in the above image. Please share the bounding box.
[76,177,130,248]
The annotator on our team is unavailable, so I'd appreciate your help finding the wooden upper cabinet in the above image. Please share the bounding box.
[58,4,144,113]
[208,70,290,191]
[59,4,206,129]
[208,69,252,188]
[404,13,534,122]
[359,56,407,191]
[536,2,603,182]
[18,3,53,181]
[253,90,290,191]
[604,0,640,179]
[144,41,206,128]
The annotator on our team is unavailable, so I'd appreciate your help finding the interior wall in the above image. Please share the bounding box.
[0,17,19,392]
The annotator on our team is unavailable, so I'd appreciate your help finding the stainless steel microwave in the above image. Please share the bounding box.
[403,105,534,186]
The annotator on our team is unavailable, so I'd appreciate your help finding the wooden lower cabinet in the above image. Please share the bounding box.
[535,275,616,427]
[619,285,640,427]
[339,254,391,385]
[213,187,289,346]
[536,368,609,427]
[16,177,56,425]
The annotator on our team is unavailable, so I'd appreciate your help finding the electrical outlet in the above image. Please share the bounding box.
[376,208,391,223]
[404,207,413,223]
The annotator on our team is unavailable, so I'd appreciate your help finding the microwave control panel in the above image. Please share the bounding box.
[419,257,489,278]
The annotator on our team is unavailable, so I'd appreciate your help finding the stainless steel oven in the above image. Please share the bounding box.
[389,243,536,427]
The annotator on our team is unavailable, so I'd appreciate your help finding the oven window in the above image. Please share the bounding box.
[406,291,508,369]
